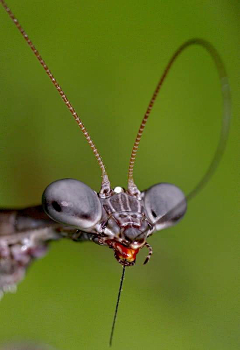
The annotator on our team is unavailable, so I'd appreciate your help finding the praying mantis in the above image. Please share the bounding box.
[0,0,231,346]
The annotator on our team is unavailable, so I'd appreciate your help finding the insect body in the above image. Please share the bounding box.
[0,179,186,294]
[0,0,231,346]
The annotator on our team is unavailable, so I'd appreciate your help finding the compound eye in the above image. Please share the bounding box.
[42,178,102,229]
[144,183,187,229]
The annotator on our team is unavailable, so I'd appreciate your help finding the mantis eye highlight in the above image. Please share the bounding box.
[144,183,187,230]
[42,178,102,229]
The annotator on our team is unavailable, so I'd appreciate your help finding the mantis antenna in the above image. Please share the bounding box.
[0,0,111,195]
[127,39,231,200]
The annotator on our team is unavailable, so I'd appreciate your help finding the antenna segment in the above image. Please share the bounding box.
[0,0,110,193]
[109,265,126,347]
[128,39,231,200]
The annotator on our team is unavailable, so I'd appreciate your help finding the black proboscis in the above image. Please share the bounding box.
[109,266,126,347]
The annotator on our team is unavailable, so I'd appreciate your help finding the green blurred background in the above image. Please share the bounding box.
[0,0,239,349]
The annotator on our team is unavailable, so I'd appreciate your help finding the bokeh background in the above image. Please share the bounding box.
[0,1,239,349]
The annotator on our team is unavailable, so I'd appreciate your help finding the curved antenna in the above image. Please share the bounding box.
[0,0,110,194]
[127,39,231,201]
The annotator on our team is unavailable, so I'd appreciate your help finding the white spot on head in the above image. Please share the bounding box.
[113,187,124,194]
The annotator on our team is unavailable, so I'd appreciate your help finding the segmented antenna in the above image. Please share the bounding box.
[128,39,231,200]
[109,265,126,347]
[0,0,110,194]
